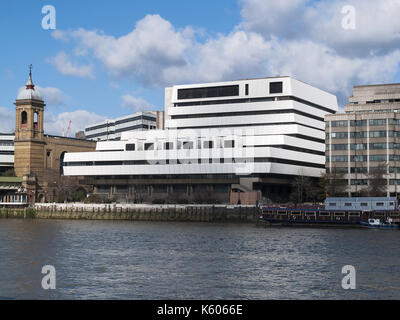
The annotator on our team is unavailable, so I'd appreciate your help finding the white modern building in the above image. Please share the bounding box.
[0,133,14,174]
[63,77,338,202]
[84,111,157,141]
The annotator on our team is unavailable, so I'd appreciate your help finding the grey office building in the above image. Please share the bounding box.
[326,83,400,197]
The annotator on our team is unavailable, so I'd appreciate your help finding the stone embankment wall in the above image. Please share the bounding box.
[0,204,259,223]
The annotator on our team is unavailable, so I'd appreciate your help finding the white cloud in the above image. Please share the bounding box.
[240,0,400,57]
[239,0,309,39]
[121,94,154,112]
[44,110,106,136]
[53,15,192,86]
[0,107,15,133]
[47,52,95,80]
[303,0,400,57]
[49,5,400,107]
[264,39,400,103]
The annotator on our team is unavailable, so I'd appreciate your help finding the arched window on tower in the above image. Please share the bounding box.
[21,111,27,128]
[34,112,38,130]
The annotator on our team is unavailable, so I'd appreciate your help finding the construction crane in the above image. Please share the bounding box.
[64,120,72,137]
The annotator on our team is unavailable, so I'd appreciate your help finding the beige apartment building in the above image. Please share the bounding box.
[326,83,400,197]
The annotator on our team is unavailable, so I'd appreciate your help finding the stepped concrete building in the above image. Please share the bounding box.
[326,83,400,197]
[0,133,14,174]
[63,77,338,203]
[84,111,158,141]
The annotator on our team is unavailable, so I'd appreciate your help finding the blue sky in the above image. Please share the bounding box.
[1,0,400,135]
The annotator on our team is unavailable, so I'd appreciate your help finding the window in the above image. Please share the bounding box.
[332,155,348,162]
[351,179,368,185]
[332,121,348,127]
[370,143,387,149]
[350,143,366,150]
[351,167,367,174]
[21,111,27,126]
[245,84,249,96]
[34,112,38,129]
[390,155,400,161]
[203,141,213,149]
[224,140,235,148]
[389,143,400,149]
[329,203,336,207]
[370,154,387,162]
[126,144,135,151]
[164,142,173,150]
[370,131,386,138]
[144,143,154,151]
[183,141,194,149]
[177,85,240,100]
[376,202,384,206]
[351,155,367,162]
[369,119,386,126]
[269,82,283,94]
[331,132,348,139]
[350,120,366,126]
[350,131,367,138]
[361,203,368,207]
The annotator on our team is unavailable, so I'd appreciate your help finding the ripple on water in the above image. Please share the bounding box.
[0,220,399,299]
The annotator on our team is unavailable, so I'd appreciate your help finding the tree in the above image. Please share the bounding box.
[0,169,16,177]
[367,162,387,197]
[290,172,312,205]
[308,177,326,203]
[70,187,87,202]
[322,167,348,197]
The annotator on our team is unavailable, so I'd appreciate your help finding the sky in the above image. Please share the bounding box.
[1,0,400,136]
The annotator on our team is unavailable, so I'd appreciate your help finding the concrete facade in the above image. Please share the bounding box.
[325,83,400,197]
[64,76,338,204]
[0,133,14,174]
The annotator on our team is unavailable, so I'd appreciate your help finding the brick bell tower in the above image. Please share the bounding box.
[14,65,46,179]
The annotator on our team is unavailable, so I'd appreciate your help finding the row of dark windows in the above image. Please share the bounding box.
[366,99,400,104]
[126,140,236,151]
[178,85,240,100]
[0,151,14,155]
[328,154,400,162]
[327,167,400,174]
[328,119,400,128]
[115,115,156,126]
[65,156,324,169]
[0,141,14,146]
[174,95,334,115]
[327,142,400,150]
[348,179,400,186]
[85,125,155,139]
[124,142,323,156]
[171,109,325,122]
[176,121,325,132]
[177,82,282,100]
[85,116,156,132]
[328,131,400,139]
[249,145,325,156]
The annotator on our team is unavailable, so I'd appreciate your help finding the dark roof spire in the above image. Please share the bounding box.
[26,64,34,90]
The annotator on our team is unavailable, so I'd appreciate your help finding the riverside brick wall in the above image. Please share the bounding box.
[0,204,259,223]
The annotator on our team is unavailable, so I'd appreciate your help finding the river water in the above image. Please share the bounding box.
[0,219,399,300]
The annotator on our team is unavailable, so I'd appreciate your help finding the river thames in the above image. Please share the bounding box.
[0,219,399,299]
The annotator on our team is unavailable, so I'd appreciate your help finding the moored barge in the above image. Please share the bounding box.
[259,197,400,228]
